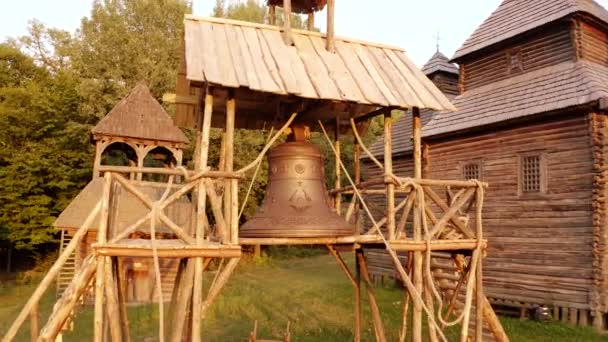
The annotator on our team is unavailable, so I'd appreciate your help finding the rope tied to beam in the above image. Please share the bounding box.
[318,120,449,342]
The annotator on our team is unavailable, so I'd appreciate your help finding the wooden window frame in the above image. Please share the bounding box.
[507,48,523,74]
[518,151,547,196]
[460,160,483,181]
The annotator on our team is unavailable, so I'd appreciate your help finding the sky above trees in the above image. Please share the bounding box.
[8,0,605,66]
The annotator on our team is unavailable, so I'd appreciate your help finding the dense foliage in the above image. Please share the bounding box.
[0,0,384,255]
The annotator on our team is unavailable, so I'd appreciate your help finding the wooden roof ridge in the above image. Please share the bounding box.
[421,51,459,76]
[452,0,608,62]
[92,83,189,144]
[185,15,404,51]
[422,60,608,137]
[363,60,608,158]
[184,15,456,112]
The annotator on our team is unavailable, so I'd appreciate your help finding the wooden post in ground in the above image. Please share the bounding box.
[104,257,123,342]
[30,302,39,342]
[411,107,423,342]
[326,0,335,52]
[475,188,484,342]
[334,118,342,215]
[353,128,362,342]
[170,261,195,342]
[192,89,214,342]
[114,257,130,342]
[356,250,387,342]
[94,173,111,342]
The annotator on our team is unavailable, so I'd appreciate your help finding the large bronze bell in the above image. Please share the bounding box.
[240,138,353,238]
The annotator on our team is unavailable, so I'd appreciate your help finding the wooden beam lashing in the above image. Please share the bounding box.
[326,0,335,52]
[282,0,293,45]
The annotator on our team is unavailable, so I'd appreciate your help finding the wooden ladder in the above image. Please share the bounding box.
[56,230,77,299]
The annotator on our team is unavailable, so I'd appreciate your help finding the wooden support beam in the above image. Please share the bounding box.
[326,0,335,52]
[39,255,97,342]
[423,186,476,239]
[192,90,214,342]
[29,302,39,342]
[170,260,195,342]
[327,245,360,341]
[225,95,238,244]
[268,5,276,25]
[282,0,293,45]
[307,12,314,31]
[104,257,123,342]
[98,165,242,179]
[354,250,362,342]
[2,202,101,342]
[94,173,112,342]
[356,250,387,342]
[334,117,342,215]
[427,187,476,238]
[384,111,396,241]
[200,258,240,320]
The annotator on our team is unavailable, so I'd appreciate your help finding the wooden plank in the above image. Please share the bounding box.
[309,35,366,103]
[292,34,342,100]
[234,26,262,91]
[393,50,455,110]
[353,43,399,106]
[223,25,249,87]
[197,22,223,85]
[184,21,205,82]
[260,29,309,96]
[368,46,424,107]
[334,40,388,105]
[210,23,239,88]
[241,26,284,94]
[256,30,287,93]
[383,48,444,110]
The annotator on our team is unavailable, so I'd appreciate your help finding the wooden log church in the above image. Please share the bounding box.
[364,0,608,330]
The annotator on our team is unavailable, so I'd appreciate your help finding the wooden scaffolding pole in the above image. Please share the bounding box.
[327,245,360,342]
[411,107,423,342]
[192,90,214,342]
[326,0,335,52]
[384,111,395,241]
[353,127,361,341]
[334,118,342,215]
[282,0,293,45]
[94,173,111,342]
[226,95,238,245]
[356,250,387,342]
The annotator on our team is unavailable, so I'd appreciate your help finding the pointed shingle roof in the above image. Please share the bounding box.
[92,83,188,144]
[452,0,608,61]
[422,51,459,76]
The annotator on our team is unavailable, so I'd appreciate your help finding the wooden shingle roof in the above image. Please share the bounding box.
[92,83,188,144]
[422,51,459,76]
[423,60,608,137]
[183,15,456,112]
[452,0,608,61]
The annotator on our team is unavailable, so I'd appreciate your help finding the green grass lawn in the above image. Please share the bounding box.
[1,252,607,341]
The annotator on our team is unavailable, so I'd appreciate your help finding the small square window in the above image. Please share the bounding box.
[507,49,522,74]
[521,155,542,193]
[462,162,481,181]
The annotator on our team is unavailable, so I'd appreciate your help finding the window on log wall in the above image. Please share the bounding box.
[462,161,482,180]
[519,153,546,194]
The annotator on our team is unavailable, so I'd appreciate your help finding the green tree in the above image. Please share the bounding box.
[0,44,89,250]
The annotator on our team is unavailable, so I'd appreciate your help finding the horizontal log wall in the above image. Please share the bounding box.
[463,23,574,91]
[362,113,600,313]
[428,73,459,96]
[426,114,594,310]
[578,20,608,65]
